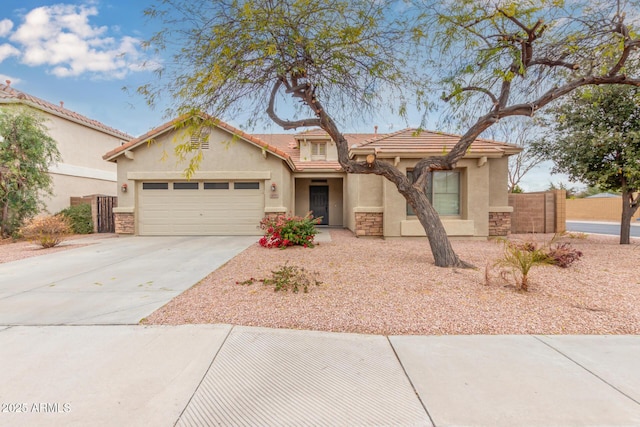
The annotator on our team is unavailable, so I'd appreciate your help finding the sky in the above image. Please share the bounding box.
[0,0,573,192]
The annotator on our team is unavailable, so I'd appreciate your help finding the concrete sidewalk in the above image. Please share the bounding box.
[1,325,638,427]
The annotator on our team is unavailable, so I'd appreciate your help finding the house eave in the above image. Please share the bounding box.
[0,98,132,141]
[348,149,516,159]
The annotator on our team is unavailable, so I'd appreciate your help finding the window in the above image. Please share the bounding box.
[142,182,168,190]
[173,182,198,190]
[234,182,260,190]
[406,170,460,216]
[190,127,210,150]
[310,142,327,159]
[204,182,229,190]
[432,171,460,215]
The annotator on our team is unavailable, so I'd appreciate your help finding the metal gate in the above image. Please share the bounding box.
[96,196,116,233]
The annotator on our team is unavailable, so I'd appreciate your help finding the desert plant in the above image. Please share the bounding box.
[493,240,553,291]
[262,263,321,293]
[20,215,71,248]
[58,203,93,234]
[546,243,583,268]
[259,212,321,249]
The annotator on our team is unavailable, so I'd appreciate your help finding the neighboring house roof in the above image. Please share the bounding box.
[586,192,620,198]
[350,128,522,158]
[0,82,132,140]
[103,114,296,170]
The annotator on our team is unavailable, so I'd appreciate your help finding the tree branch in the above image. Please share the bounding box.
[500,75,640,119]
[443,86,499,106]
[529,58,579,70]
[265,79,321,130]
[609,39,640,77]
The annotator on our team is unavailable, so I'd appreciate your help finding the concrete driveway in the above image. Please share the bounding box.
[0,235,255,325]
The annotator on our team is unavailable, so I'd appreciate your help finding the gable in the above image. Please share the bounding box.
[104,114,295,170]
[122,125,290,174]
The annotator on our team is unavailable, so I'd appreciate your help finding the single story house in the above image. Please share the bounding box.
[103,115,520,238]
[0,81,132,214]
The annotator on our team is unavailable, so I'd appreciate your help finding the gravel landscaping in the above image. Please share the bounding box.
[145,229,640,335]
[0,234,113,264]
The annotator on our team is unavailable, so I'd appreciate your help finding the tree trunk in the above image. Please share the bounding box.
[620,188,638,245]
[0,201,7,237]
[405,187,473,268]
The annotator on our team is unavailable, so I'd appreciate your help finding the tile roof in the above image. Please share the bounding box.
[105,120,520,173]
[0,82,132,140]
[255,131,381,171]
[351,128,521,157]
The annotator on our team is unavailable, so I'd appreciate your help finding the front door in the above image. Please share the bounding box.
[309,186,329,225]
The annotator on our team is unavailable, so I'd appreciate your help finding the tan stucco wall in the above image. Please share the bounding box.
[294,177,344,226]
[348,157,507,238]
[488,157,509,206]
[113,126,293,217]
[46,173,116,214]
[344,172,384,233]
[2,104,120,213]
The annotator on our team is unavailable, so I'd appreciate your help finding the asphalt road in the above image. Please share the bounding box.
[566,221,640,238]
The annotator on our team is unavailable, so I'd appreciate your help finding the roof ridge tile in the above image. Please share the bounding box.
[0,83,132,140]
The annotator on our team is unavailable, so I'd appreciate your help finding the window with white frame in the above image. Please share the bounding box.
[406,170,460,216]
[310,142,327,160]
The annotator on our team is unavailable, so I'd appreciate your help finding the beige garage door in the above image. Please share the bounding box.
[138,181,264,235]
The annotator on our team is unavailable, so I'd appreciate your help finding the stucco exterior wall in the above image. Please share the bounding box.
[489,157,509,207]
[113,126,293,218]
[2,104,120,213]
[47,174,116,214]
[351,157,507,238]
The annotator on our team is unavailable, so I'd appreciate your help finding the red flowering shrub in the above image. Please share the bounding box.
[259,212,321,248]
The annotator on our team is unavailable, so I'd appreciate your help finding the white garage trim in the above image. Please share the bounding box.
[128,171,271,180]
[137,180,265,236]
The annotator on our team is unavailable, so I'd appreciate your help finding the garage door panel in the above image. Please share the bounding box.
[138,181,264,236]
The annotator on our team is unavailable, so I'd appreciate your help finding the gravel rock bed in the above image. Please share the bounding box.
[146,229,640,335]
[0,234,113,264]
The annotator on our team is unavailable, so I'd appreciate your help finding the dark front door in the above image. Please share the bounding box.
[309,186,329,225]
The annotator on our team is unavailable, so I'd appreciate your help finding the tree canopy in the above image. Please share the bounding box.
[0,107,60,236]
[535,85,640,243]
[142,0,640,267]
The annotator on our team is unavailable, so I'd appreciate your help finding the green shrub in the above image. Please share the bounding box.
[20,215,71,248]
[259,212,321,248]
[58,204,93,234]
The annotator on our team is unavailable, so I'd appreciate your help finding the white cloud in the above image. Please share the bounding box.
[0,43,19,62]
[9,4,145,79]
[0,19,13,37]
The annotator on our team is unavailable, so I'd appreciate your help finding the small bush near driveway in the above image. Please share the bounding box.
[259,213,321,248]
[20,215,71,248]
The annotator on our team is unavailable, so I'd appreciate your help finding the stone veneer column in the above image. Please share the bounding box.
[114,212,135,234]
[488,211,511,236]
[355,212,383,237]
